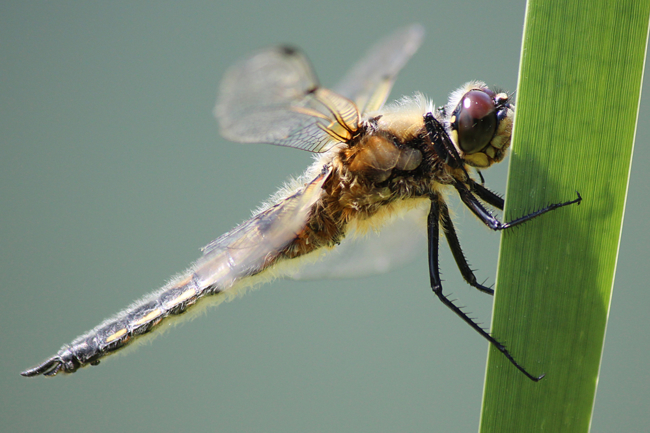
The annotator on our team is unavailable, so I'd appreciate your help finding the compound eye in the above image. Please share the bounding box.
[454,90,497,154]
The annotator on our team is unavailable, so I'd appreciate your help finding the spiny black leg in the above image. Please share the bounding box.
[453,183,504,229]
[499,190,582,227]
[467,179,504,210]
[427,194,543,382]
[437,199,494,295]
[427,194,442,289]
[424,111,502,211]
[455,182,581,231]
[424,112,452,165]
[424,113,465,171]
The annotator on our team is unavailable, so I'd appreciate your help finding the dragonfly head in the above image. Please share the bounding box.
[446,82,514,168]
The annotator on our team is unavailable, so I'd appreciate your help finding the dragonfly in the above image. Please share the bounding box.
[22,24,580,381]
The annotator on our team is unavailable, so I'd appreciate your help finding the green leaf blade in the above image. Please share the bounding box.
[480,1,650,431]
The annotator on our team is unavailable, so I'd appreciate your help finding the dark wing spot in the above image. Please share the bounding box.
[279,45,299,56]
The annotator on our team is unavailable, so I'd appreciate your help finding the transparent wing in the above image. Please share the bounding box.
[196,167,330,288]
[19,169,331,378]
[215,47,359,153]
[284,203,428,280]
[334,24,425,114]
[215,25,425,152]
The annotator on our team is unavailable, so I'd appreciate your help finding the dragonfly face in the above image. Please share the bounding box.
[21,24,580,380]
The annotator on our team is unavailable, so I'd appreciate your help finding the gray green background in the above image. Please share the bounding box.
[2,1,648,432]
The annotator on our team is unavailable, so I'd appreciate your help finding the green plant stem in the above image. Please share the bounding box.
[479,1,650,431]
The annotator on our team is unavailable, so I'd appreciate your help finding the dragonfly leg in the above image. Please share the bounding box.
[427,193,544,382]
[436,198,494,295]
[467,178,504,210]
[454,182,581,230]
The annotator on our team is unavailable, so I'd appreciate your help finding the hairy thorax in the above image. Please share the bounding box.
[281,110,466,260]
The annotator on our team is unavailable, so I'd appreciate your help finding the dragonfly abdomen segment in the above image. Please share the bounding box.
[23,169,328,378]
[21,273,213,377]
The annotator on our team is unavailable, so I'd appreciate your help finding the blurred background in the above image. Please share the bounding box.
[1,1,647,432]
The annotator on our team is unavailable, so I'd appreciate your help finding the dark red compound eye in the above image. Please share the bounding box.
[454,90,497,154]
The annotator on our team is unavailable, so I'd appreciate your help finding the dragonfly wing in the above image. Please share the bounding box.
[215,47,359,153]
[20,168,331,378]
[196,167,330,288]
[334,24,425,114]
[286,202,428,280]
